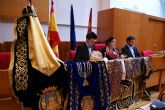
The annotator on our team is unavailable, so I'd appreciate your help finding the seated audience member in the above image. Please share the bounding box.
[74,32,97,61]
[101,37,120,60]
[121,36,141,58]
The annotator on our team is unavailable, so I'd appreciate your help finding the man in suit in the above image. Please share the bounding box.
[121,36,141,58]
[74,32,97,61]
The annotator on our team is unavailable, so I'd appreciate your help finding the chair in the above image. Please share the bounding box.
[158,84,165,102]
[69,50,76,61]
[141,50,154,57]
[0,52,11,69]
[93,43,105,51]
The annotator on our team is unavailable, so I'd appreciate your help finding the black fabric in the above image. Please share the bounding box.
[12,16,68,110]
[121,45,141,58]
[74,43,90,61]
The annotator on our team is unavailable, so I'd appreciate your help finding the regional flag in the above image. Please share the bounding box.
[87,8,92,32]
[48,1,60,57]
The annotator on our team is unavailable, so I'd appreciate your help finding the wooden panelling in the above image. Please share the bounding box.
[97,8,165,52]
[97,9,114,41]
[146,56,165,88]
[0,42,12,52]
[146,71,161,88]
[148,19,165,51]
[0,41,84,61]
[0,0,48,23]
[56,41,84,61]
[113,9,145,50]
[161,70,165,83]
[0,43,4,51]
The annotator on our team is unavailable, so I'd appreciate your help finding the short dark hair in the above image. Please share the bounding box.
[106,37,115,45]
[126,36,135,42]
[86,32,97,39]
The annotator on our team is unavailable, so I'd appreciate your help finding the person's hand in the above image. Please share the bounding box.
[120,54,126,59]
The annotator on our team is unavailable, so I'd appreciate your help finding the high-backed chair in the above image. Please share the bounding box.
[141,50,154,57]
[93,43,105,51]
[0,52,11,69]
[69,50,76,61]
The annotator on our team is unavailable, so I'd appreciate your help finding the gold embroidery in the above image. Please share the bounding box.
[97,63,104,106]
[81,96,94,110]
[77,62,92,86]
[15,18,28,91]
[39,86,63,110]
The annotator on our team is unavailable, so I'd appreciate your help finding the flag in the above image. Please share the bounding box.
[87,8,92,32]
[70,5,76,50]
[48,1,60,57]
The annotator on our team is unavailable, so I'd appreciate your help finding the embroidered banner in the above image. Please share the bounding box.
[11,13,68,110]
[66,61,111,110]
[107,60,123,102]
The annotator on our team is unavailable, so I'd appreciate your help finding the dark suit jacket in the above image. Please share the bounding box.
[121,45,141,58]
[74,43,91,61]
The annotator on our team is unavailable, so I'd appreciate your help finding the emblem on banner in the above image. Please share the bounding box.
[39,86,63,110]
[81,96,94,110]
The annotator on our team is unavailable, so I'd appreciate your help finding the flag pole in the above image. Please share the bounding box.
[51,0,53,5]
[28,0,32,6]
[87,8,92,33]
[70,4,76,50]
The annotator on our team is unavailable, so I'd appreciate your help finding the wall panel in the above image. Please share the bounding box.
[0,0,48,23]
[97,8,165,52]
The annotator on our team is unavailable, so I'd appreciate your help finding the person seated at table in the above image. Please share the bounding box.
[101,37,131,87]
[121,36,141,58]
[74,32,97,61]
[101,37,120,60]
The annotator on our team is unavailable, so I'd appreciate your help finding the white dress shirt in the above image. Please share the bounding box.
[128,45,135,58]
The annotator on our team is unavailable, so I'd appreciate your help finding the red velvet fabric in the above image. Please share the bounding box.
[94,43,105,51]
[142,50,154,57]
[69,50,76,61]
[0,52,11,69]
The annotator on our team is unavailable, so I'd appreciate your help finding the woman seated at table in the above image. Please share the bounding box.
[101,37,120,60]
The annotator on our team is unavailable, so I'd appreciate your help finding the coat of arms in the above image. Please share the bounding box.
[39,86,63,110]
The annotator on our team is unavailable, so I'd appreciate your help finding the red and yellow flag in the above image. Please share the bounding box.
[87,8,92,33]
[48,1,60,57]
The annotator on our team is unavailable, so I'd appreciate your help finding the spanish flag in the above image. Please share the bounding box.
[48,1,60,57]
[87,8,92,32]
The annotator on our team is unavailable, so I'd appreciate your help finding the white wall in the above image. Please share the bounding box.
[53,0,99,41]
[99,0,110,11]
[110,0,165,18]
[0,0,99,42]
[0,21,14,42]
[0,20,48,42]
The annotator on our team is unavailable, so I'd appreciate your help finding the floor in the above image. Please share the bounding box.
[126,91,159,110]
